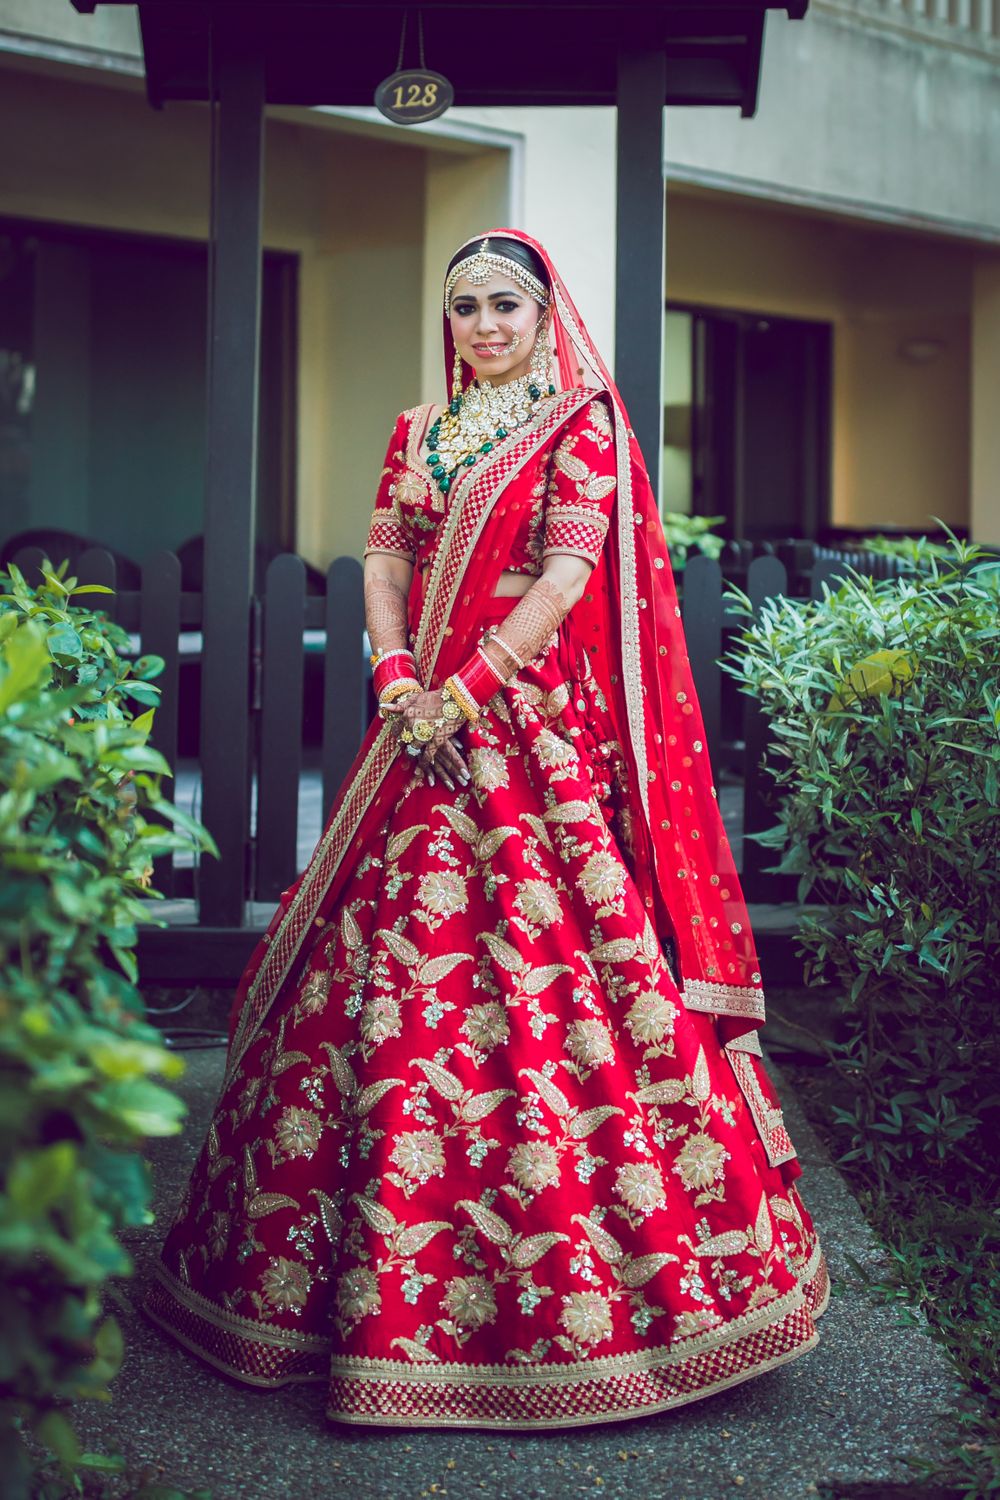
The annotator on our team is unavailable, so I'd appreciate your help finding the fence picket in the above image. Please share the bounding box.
[140,551,182,898]
[741,555,793,902]
[256,555,307,901]
[811,555,854,598]
[322,556,367,818]
[11,547,49,586]
[76,548,119,600]
[681,555,723,771]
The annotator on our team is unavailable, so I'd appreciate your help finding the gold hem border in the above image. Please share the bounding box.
[143,1296,327,1391]
[325,1332,820,1431]
[143,1244,828,1422]
[147,1263,330,1350]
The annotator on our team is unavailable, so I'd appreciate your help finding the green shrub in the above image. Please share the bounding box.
[662,512,726,568]
[722,538,1000,1494]
[858,530,972,569]
[0,563,216,1497]
[723,538,999,1181]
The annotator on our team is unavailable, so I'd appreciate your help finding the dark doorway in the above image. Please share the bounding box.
[663,303,831,541]
[0,216,297,576]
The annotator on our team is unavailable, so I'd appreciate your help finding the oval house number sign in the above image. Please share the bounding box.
[375,69,454,125]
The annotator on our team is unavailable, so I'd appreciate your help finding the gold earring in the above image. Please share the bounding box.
[530,324,553,390]
[452,346,464,401]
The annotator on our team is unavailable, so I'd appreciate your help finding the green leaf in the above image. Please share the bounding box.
[46,623,83,660]
[78,1451,127,1472]
[123,681,162,707]
[33,1409,81,1469]
[95,1078,187,1137]
[0,623,49,712]
[7,1142,78,1215]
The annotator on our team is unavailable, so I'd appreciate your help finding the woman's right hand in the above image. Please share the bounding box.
[381,690,471,792]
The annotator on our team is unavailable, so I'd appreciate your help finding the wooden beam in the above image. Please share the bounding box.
[615,45,667,500]
[198,28,265,925]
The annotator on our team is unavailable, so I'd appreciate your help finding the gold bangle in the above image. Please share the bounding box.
[378,677,421,706]
[443,676,479,724]
[484,628,525,671]
[370,646,414,665]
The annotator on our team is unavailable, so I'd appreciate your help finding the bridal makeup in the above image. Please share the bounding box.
[448,271,545,387]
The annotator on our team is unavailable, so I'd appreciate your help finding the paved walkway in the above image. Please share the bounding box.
[73,1047,962,1500]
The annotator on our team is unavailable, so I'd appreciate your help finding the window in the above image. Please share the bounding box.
[663,301,831,541]
[0,217,297,576]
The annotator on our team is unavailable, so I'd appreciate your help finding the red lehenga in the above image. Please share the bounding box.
[145,231,829,1429]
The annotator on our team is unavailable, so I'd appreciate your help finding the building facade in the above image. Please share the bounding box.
[0,0,997,574]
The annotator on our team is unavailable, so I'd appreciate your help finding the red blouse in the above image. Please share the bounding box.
[363,396,617,576]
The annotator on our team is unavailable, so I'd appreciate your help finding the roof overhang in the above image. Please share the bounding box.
[67,1,808,115]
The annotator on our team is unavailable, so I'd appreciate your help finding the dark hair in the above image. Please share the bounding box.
[445,235,550,297]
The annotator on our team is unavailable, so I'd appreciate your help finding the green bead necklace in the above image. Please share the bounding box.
[425,374,557,501]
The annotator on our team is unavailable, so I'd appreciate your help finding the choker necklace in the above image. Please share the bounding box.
[424,373,556,502]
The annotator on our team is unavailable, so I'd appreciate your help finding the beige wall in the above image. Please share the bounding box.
[666,189,978,531]
[420,148,512,404]
[664,2,1000,243]
[0,63,441,566]
[0,0,140,56]
[3,33,995,556]
[445,106,618,366]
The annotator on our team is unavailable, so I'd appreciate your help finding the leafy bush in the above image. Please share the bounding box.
[857,530,974,570]
[0,563,216,1497]
[723,538,999,1178]
[662,512,726,568]
[723,537,1000,1494]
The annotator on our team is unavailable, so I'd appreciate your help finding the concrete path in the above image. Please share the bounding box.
[72,1047,962,1500]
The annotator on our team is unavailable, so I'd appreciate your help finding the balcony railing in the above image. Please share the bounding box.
[815,0,1000,54]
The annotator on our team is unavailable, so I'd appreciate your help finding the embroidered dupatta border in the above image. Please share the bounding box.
[550,287,773,1035]
[413,387,594,683]
[225,389,593,1085]
[545,288,800,1172]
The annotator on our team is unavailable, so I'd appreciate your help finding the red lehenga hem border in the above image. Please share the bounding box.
[142,1247,829,1428]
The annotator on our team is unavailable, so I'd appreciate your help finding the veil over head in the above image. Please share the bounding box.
[226,228,780,1144]
[443,229,767,1055]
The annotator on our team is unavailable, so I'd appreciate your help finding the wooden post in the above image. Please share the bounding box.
[615,45,666,502]
[198,30,265,926]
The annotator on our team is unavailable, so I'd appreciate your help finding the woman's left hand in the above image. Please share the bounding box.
[381,690,471,791]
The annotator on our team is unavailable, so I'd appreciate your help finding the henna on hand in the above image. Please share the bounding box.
[423,734,470,788]
[381,690,469,787]
[365,574,410,654]
[481,576,571,682]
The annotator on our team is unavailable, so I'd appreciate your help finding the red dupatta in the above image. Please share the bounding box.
[226,230,767,1089]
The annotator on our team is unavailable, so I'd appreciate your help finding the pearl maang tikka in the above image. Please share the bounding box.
[443,238,550,314]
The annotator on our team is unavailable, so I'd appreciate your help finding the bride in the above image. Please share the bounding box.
[145,230,829,1429]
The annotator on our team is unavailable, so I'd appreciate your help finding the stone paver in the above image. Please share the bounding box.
[71,1047,962,1500]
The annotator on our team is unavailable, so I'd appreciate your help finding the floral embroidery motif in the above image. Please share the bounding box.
[147,425,828,1424]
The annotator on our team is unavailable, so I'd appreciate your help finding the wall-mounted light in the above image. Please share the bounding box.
[897,337,947,364]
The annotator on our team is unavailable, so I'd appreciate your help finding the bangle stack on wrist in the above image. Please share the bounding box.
[484,627,525,674]
[372,647,420,707]
[440,626,525,727]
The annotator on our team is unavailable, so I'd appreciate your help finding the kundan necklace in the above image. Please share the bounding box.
[424,371,556,502]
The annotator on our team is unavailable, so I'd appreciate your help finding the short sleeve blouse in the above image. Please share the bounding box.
[362,395,617,575]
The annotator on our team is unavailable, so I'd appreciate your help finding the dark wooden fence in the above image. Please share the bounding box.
[11,541,899,979]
